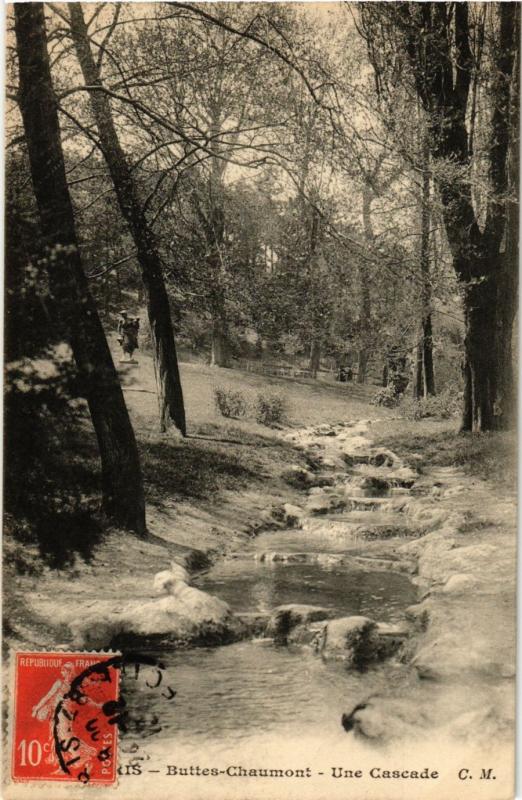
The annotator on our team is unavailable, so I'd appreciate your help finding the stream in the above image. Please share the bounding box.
[121,420,421,747]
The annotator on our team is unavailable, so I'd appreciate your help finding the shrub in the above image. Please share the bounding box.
[4,347,103,569]
[255,392,287,426]
[371,385,400,408]
[214,387,248,418]
[400,388,461,420]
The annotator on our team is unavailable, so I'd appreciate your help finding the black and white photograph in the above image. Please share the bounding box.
[3,2,519,798]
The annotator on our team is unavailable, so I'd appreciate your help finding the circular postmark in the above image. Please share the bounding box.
[52,653,176,785]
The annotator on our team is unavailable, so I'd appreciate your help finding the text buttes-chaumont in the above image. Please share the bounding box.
[161,765,440,780]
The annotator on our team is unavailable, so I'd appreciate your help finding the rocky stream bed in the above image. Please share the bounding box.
[10,418,517,768]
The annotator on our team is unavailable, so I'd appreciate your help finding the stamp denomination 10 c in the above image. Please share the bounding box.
[11,651,120,786]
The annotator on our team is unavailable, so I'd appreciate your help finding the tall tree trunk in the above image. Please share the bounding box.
[192,148,230,368]
[358,187,374,384]
[413,341,423,399]
[462,277,498,431]
[210,316,229,368]
[14,2,146,534]
[357,343,369,385]
[309,340,321,376]
[495,11,520,430]
[416,130,436,397]
[421,313,436,395]
[397,2,519,431]
[68,3,186,435]
[208,255,229,368]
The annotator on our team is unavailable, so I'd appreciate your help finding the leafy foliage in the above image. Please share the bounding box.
[370,385,400,408]
[254,392,288,426]
[4,349,103,569]
[214,387,248,419]
[400,388,461,421]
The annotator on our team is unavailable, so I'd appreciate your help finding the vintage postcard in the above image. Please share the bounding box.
[3,2,518,799]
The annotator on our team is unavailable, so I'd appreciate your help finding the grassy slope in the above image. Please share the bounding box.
[371,417,517,491]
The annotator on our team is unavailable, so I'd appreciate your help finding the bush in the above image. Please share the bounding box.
[254,392,287,426]
[214,387,248,418]
[4,347,104,569]
[371,385,400,408]
[400,388,461,420]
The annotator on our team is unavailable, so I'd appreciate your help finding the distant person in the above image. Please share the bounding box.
[345,366,353,382]
[338,366,347,383]
[117,310,140,362]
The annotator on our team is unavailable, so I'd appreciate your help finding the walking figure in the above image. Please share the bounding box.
[117,310,140,362]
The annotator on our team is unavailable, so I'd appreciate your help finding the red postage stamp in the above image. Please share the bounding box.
[11,651,121,786]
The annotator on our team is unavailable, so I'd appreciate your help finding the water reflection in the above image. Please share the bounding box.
[196,558,416,622]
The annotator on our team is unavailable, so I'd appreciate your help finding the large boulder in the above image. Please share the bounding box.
[70,575,240,649]
[317,616,407,667]
[342,697,429,742]
[317,616,378,667]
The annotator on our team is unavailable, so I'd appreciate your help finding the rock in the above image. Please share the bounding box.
[306,494,347,515]
[371,451,395,467]
[282,503,304,528]
[343,697,429,742]
[343,453,371,467]
[341,701,370,732]
[318,616,407,667]
[358,476,390,496]
[281,467,334,490]
[375,621,410,638]
[356,525,416,541]
[318,616,377,666]
[281,467,314,489]
[237,611,271,637]
[266,604,333,642]
[258,552,309,563]
[183,549,213,572]
[314,553,345,567]
[404,602,431,631]
[321,457,342,469]
[418,541,493,584]
[153,562,190,594]
[408,507,451,531]
[345,496,389,512]
[70,579,237,650]
[349,554,415,574]
[314,424,337,436]
[270,503,304,528]
[443,485,467,498]
[287,622,325,646]
[134,581,231,631]
[391,467,418,482]
[398,529,451,556]
[442,574,478,594]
